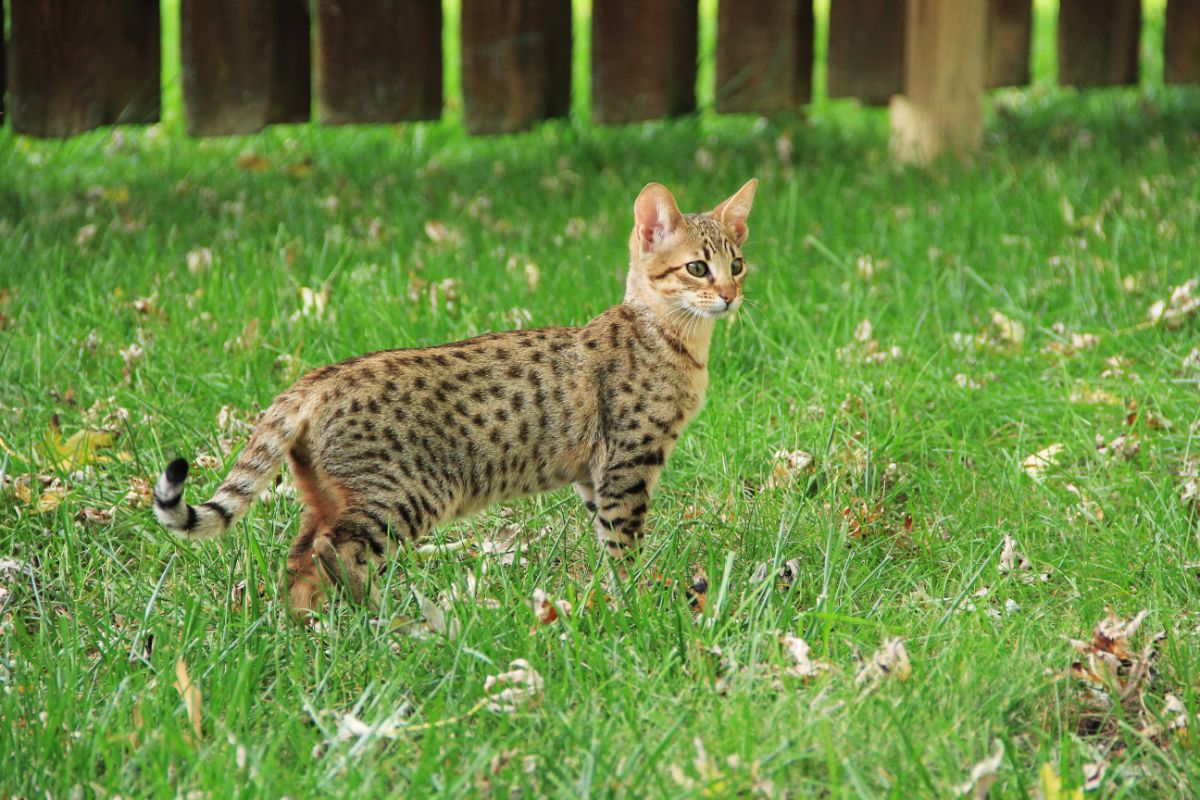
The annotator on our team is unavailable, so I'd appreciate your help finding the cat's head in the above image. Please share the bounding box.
[625,179,758,322]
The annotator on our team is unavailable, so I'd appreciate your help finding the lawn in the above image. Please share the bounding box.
[2,2,1200,797]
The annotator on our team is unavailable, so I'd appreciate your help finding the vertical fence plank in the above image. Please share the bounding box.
[10,0,160,137]
[827,0,905,105]
[1058,0,1140,87]
[1166,0,1200,84]
[182,0,310,136]
[462,0,569,134]
[317,1,441,125]
[891,0,987,164]
[987,0,1031,87]
[1,0,6,125]
[592,0,697,124]
[716,0,813,114]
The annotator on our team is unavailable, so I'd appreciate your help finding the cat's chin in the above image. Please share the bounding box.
[687,305,737,320]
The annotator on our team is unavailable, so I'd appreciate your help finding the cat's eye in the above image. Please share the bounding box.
[685,261,709,278]
[731,259,745,276]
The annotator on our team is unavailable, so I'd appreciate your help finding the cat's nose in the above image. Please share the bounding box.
[716,286,736,305]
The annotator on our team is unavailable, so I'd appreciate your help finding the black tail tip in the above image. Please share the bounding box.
[166,457,189,484]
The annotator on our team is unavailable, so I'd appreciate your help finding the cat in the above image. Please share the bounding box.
[154,179,758,616]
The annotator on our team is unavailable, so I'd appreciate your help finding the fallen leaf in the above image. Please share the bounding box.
[1022,444,1064,483]
[1039,764,1082,800]
[989,309,1025,349]
[752,557,802,585]
[186,247,214,275]
[173,658,203,744]
[40,417,117,470]
[952,742,1004,799]
[413,589,460,639]
[1069,381,1122,406]
[424,220,463,246]
[77,505,114,524]
[1082,760,1107,792]
[484,659,544,713]
[998,535,1032,575]
[124,477,153,508]
[780,635,833,679]
[76,223,98,249]
[235,152,270,172]
[1147,278,1198,329]
[765,449,815,490]
[1094,433,1139,460]
[35,479,68,513]
[855,637,911,689]
[1064,483,1104,525]
[531,588,571,625]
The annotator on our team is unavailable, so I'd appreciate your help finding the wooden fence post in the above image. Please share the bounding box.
[1166,0,1200,84]
[1058,0,1140,87]
[890,0,987,164]
[1,0,6,125]
[9,0,160,137]
[715,0,813,114]
[592,0,698,124]
[317,0,442,125]
[827,0,905,105]
[182,0,311,136]
[461,0,570,134]
[987,0,1032,87]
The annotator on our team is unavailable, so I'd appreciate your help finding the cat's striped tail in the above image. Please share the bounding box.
[153,404,300,539]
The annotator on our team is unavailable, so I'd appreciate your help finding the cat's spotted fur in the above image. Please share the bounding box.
[154,179,757,615]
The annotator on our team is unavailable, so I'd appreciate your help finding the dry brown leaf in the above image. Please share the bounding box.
[413,589,460,639]
[780,635,833,679]
[1094,433,1139,461]
[124,476,153,508]
[41,418,119,470]
[1147,278,1198,329]
[484,659,544,713]
[174,658,203,744]
[35,479,68,513]
[1043,323,1100,356]
[1022,444,1063,483]
[764,449,815,490]
[952,742,1004,799]
[855,637,911,689]
[531,588,572,625]
[235,152,270,172]
[424,220,463,246]
[77,505,114,524]
[186,247,214,276]
[1069,381,1122,406]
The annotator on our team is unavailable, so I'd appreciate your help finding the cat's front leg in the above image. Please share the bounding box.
[590,447,663,562]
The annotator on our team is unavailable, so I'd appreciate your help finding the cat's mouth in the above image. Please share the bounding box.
[688,301,740,319]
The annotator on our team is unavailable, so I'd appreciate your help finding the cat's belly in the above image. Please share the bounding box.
[439,440,596,522]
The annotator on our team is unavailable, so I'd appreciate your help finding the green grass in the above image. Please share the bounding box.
[3,2,1200,798]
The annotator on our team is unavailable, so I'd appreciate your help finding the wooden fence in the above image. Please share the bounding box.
[2,1,1199,161]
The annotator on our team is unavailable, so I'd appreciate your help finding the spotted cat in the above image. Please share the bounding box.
[154,179,758,615]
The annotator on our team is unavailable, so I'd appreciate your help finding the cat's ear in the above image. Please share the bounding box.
[710,178,758,245]
[634,183,684,253]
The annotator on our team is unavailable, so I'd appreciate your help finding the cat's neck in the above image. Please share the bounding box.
[621,294,715,367]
